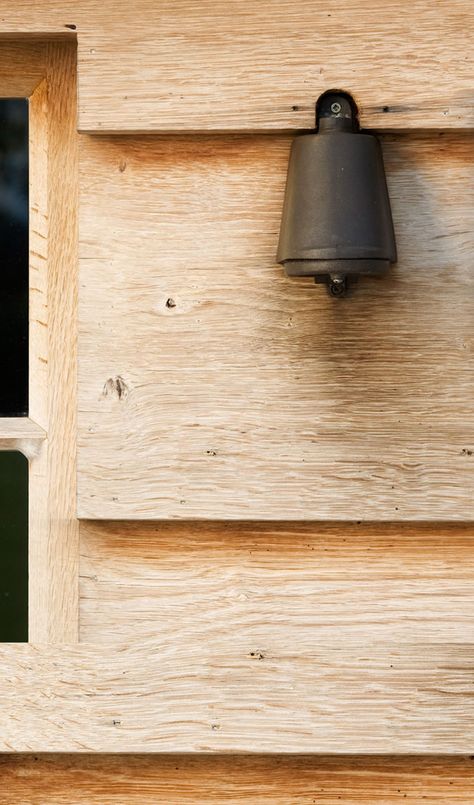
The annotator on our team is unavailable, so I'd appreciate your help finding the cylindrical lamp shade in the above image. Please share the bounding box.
[277,92,397,296]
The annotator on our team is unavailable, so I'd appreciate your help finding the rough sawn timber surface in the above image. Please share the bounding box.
[77,521,474,756]
[0,1,472,132]
[1,639,474,753]
[3,755,474,803]
[80,521,474,645]
[78,133,474,520]
[26,42,80,643]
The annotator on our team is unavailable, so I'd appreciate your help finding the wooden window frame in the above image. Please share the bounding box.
[0,40,78,643]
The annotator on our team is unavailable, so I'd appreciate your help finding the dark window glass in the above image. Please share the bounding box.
[0,99,28,416]
[0,451,28,641]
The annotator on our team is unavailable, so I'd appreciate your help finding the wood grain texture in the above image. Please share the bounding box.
[76,0,474,133]
[1,638,474,752]
[26,41,80,643]
[0,418,46,453]
[0,1,473,132]
[0,2,77,36]
[79,521,474,754]
[0,40,45,96]
[80,521,474,644]
[2,754,474,803]
[78,133,474,520]
[0,8,472,766]
[37,42,79,642]
[29,74,49,432]
[0,41,78,643]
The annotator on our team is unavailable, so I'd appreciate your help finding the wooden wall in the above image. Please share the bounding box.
[0,0,473,800]
[77,132,474,520]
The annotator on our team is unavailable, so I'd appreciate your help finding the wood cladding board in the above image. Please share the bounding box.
[2,639,474,752]
[1,0,473,132]
[2,755,474,804]
[76,0,474,133]
[78,133,474,520]
[78,521,474,753]
[80,521,474,645]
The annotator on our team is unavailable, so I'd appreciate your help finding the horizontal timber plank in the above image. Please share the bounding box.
[0,418,46,442]
[80,521,474,644]
[1,639,474,752]
[76,0,474,133]
[2,755,474,803]
[0,1,473,131]
[78,522,474,754]
[0,418,46,458]
[78,134,474,520]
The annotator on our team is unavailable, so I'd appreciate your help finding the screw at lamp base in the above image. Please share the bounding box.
[328,274,347,297]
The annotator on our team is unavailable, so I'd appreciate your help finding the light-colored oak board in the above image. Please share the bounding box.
[78,134,474,520]
[0,417,46,442]
[0,417,46,460]
[2,754,474,803]
[80,521,474,644]
[76,0,474,133]
[76,0,473,133]
[29,77,49,431]
[0,1,473,132]
[0,2,77,35]
[78,420,473,519]
[1,640,474,753]
[36,42,79,643]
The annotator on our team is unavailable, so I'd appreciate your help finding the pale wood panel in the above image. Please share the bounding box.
[0,1,473,132]
[80,521,474,644]
[0,420,45,460]
[78,133,474,520]
[1,639,474,752]
[36,42,79,642]
[0,3,77,35]
[79,521,474,755]
[76,0,474,133]
[27,70,53,645]
[29,76,49,431]
[2,755,474,803]
[24,42,80,643]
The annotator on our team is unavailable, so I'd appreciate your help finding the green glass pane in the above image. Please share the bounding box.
[0,451,28,641]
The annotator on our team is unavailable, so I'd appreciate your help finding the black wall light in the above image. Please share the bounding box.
[277,91,397,297]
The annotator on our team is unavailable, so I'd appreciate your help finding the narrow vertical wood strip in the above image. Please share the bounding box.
[28,74,50,642]
[29,75,49,430]
[38,40,79,642]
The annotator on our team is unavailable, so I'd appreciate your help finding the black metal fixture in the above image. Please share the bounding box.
[277,91,397,297]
